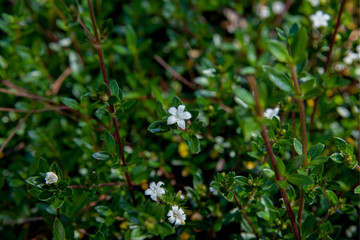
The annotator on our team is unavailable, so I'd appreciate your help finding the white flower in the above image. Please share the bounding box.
[264,107,280,120]
[167,205,186,226]
[272,1,285,15]
[343,50,359,65]
[45,172,58,184]
[209,187,218,195]
[308,0,320,7]
[144,181,166,201]
[256,5,270,19]
[167,105,192,130]
[202,68,216,77]
[310,10,330,28]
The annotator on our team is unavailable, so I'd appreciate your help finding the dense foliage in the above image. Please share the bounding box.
[0,0,359,239]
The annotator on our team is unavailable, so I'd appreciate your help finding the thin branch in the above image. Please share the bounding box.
[0,88,52,102]
[68,182,139,188]
[0,113,31,155]
[154,55,198,90]
[290,65,308,226]
[309,0,346,131]
[247,76,301,240]
[51,67,72,95]
[234,194,258,238]
[0,106,70,113]
[86,0,135,205]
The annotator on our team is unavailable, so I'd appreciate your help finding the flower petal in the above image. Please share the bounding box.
[172,206,179,211]
[177,105,185,114]
[177,120,186,130]
[181,111,192,120]
[144,189,153,195]
[149,182,156,190]
[150,193,157,201]
[168,107,177,115]
[156,181,164,187]
[167,115,177,125]
[167,210,173,217]
[168,216,175,224]
[175,218,182,226]
[158,188,166,195]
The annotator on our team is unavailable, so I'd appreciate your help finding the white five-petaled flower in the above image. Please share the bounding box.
[167,205,186,226]
[272,1,285,15]
[308,0,320,7]
[310,10,330,28]
[264,107,280,120]
[343,47,360,65]
[45,172,58,184]
[144,181,166,201]
[167,105,192,130]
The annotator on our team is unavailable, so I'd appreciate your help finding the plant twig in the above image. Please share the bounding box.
[309,0,346,132]
[0,113,31,155]
[86,0,136,205]
[247,76,301,240]
[275,0,295,26]
[154,55,198,90]
[234,194,258,238]
[68,182,139,188]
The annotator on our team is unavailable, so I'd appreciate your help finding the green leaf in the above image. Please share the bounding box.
[153,223,175,238]
[291,27,307,63]
[60,97,80,111]
[354,185,360,194]
[276,157,286,176]
[268,39,291,63]
[52,197,65,208]
[330,153,345,163]
[326,190,338,205]
[308,143,325,159]
[109,80,119,97]
[92,151,111,161]
[294,138,302,155]
[155,100,167,118]
[108,95,120,104]
[233,86,254,106]
[95,205,113,217]
[94,232,105,240]
[148,121,170,133]
[334,137,347,152]
[311,156,329,165]
[225,191,234,202]
[171,96,183,108]
[288,174,313,186]
[122,100,136,109]
[267,70,294,93]
[182,133,200,154]
[25,176,44,188]
[303,87,323,99]
[104,131,116,153]
[286,155,304,173]
[39,191,53,200]
[53,217,65,240]
[301,213,315,237]
[126,25,137,55]
[38,157,49,173]
[340,204,356,214]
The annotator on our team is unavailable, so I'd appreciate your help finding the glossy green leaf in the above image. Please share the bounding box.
[294,138,302,155]
[60,97,80,111]
[92,151,111,160]
[233,86,254,106]
[148,121,170,133]
[53,217,65,240]
[288,174,313,186]
[268,39,290,62]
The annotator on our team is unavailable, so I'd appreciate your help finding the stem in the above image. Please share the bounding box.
[291,96,296,157]
[234,195,258,238]
[316,211,330,228]
[290,65,308,226]
[86,0,135,205]
[247,76,301,240]
[309,0,346,131]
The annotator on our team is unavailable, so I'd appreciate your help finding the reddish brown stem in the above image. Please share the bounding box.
[247,76,301,240]
[87,0,135,205]
[234,195,258,238]
[291,65,308,226]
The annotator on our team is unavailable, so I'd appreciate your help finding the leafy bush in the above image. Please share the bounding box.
[0,0,359,239]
